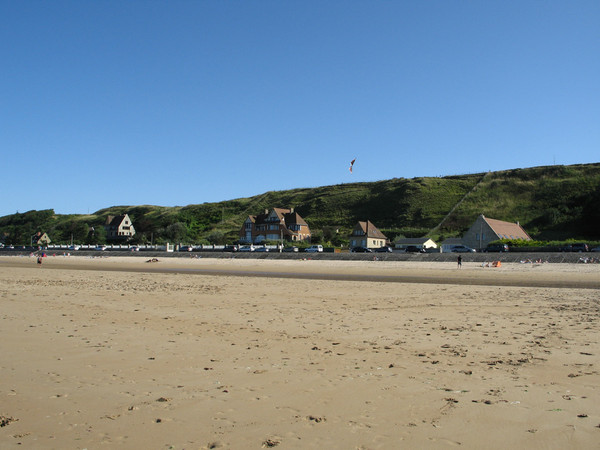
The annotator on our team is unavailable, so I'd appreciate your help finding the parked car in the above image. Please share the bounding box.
[130,246,140,252]
[68,245,81,251]
[405,246,425,253]
[305,245,323,253]
[95,245,107,251]
[485,243,509,252]
[239,245,255,252]
[255,246,269,252]
[179,245,193,252]
[351,246,373,253]
[451,245,476,253]
[283,246,299,252]
[560,243,589,252]
[591,246,600,252]
[223,245,238,252]
[375,246,393,253]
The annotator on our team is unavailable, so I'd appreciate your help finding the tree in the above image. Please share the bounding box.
[322,226,337,244]
[165,222,188,242]
[206,230,225,245]
[89,224,106,244]
[311,230,323,244]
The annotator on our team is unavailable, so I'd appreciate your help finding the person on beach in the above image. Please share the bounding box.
[37,255,43,265]
[457,255,462,268]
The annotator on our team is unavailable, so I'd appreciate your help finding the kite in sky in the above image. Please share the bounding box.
[349,158,356,173]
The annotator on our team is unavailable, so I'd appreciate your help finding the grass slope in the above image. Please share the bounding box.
[1,163,599,245]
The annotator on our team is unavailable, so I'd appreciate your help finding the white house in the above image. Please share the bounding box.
[394,237,437,251]
[349,220,388,249]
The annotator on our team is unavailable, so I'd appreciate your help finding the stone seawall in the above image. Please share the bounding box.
[3,249,592,264]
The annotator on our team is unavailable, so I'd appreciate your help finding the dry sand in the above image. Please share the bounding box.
[1,255,599,449]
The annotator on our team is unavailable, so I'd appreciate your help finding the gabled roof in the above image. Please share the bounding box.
[271,208,292,220]
[354,220,387,239]
[483,215,531,240]
[247,208,308,226]
[284,211,307,226]
[106,214,128,227]
[31,232,50,243]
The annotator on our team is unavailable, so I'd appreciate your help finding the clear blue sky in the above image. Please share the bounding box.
[2,1,598,217]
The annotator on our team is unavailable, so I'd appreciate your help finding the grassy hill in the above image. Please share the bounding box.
[1,163,599,246]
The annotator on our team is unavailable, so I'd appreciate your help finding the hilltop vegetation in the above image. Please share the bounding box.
[1,163,599,246]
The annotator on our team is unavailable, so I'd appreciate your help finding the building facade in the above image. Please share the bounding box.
[462,214,531,250]
[105,214,136,241]
[349,220,388,249]
[32,232,51,245]
[239,208,311,244]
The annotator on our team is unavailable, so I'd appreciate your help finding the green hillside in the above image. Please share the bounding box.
[1,163,599,246]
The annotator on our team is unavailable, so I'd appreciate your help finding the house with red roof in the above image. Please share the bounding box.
[462,214,531,251]
[349,220,388,250]
[239,208,311,244]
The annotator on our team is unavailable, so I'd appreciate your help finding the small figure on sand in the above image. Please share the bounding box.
[457,255,462,268]
[146,258,160,263]
[37,255,43,265]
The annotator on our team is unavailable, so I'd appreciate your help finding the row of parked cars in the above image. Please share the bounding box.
[222,245,325,253]
[446,243,600,253]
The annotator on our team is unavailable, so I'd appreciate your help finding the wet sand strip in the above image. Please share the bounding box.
[11,260,600,289]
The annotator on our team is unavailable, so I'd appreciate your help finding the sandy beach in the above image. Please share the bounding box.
[1,255,599,449]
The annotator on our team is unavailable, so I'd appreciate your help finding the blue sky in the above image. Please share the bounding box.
[2,1,598,217]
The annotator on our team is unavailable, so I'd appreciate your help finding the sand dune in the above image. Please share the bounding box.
[1,255,599,448]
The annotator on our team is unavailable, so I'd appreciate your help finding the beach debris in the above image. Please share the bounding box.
[262,438,280,447]
[0,416,17,427]
[156,397,170,402]
[307,415,325,423]
[577,414,588,418]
